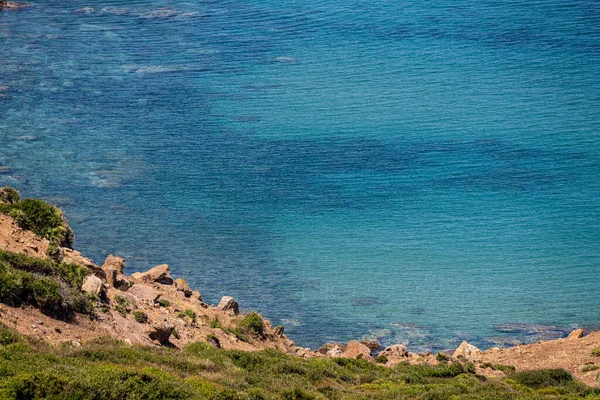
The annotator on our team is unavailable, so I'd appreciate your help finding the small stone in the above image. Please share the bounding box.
[217,296,239,315]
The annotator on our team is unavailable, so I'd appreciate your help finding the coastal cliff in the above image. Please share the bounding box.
[0,187,599,399]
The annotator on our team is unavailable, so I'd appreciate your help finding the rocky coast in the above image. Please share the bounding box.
[0,187,599,398]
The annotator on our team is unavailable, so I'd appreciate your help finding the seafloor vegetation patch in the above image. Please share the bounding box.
[0,325,598,400]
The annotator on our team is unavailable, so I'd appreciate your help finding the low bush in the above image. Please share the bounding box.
[156,299,170,308]
[592,348,600,357]
[133,311,148,323]
[511,368,573,389]
[375,354,388,364]
[234,312,264,339]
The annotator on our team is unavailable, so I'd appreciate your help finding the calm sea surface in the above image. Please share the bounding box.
[1,0,599,351]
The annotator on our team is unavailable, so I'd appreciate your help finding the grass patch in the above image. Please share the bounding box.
[592,348,600,357]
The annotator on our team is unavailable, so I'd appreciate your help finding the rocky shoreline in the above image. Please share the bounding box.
[0,188,599,389]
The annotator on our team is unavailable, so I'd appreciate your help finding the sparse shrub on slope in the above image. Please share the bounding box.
[0,187,74,248]
[0,250,91,320]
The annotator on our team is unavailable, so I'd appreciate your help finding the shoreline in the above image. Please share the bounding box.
[0,187,599,389]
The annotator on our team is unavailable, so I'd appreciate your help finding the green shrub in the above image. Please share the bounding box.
[592,348,600,357]
[511,368,573,389]
[0,250,87,289]
[114,295,130,317]
[157,299,170,308]
[375,354,388,364]
[436,352,450,362]
[464,361,476,374]
[0,261,88,320]
[0,193,74,248]
[0,186,21,204]
[133,311,149,323]
[235,312,264,339]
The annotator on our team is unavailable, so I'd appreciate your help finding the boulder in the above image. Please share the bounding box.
[148,320,174,345]
[318,343,344,356]
[102,255,126,275]
[102,255,131,290]
[360,340,381,352]
[174,278,192,297]
[340,341,374,361]
[217,296,239,315]
[453,341,481,359]
[566,329,584,340]
[381,344,408,358]
[80,275,103,296]
[127,284,160,305]
[131,264,173,285]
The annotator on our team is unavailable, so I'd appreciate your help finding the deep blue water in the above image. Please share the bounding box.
[1,0,599,352]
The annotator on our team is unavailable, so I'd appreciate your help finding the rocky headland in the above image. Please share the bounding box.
[0,187,599,398]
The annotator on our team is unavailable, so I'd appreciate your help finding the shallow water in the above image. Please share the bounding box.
[1,0,599,351]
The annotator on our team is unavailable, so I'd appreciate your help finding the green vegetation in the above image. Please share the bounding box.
[435,352,450,362]
[209,316,222,329]
[0,250,91,319]
[592,348,600,357]
[375,355,388,364]
[234,312,264,341]
[114,295,130,317]
[157,299,170,308]
[133,311,149,324]
[178,309,197,324]
[0,187,20,204]
[581,364,599,372]
[0,326,597,399]
[0,187,74,248]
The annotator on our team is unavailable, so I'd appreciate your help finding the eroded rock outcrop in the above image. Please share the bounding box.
[217,296,239,315]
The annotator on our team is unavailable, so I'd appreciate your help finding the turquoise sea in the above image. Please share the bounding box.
[1,0,599,351]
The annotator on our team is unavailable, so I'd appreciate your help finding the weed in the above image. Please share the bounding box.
[592,348,600,357]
